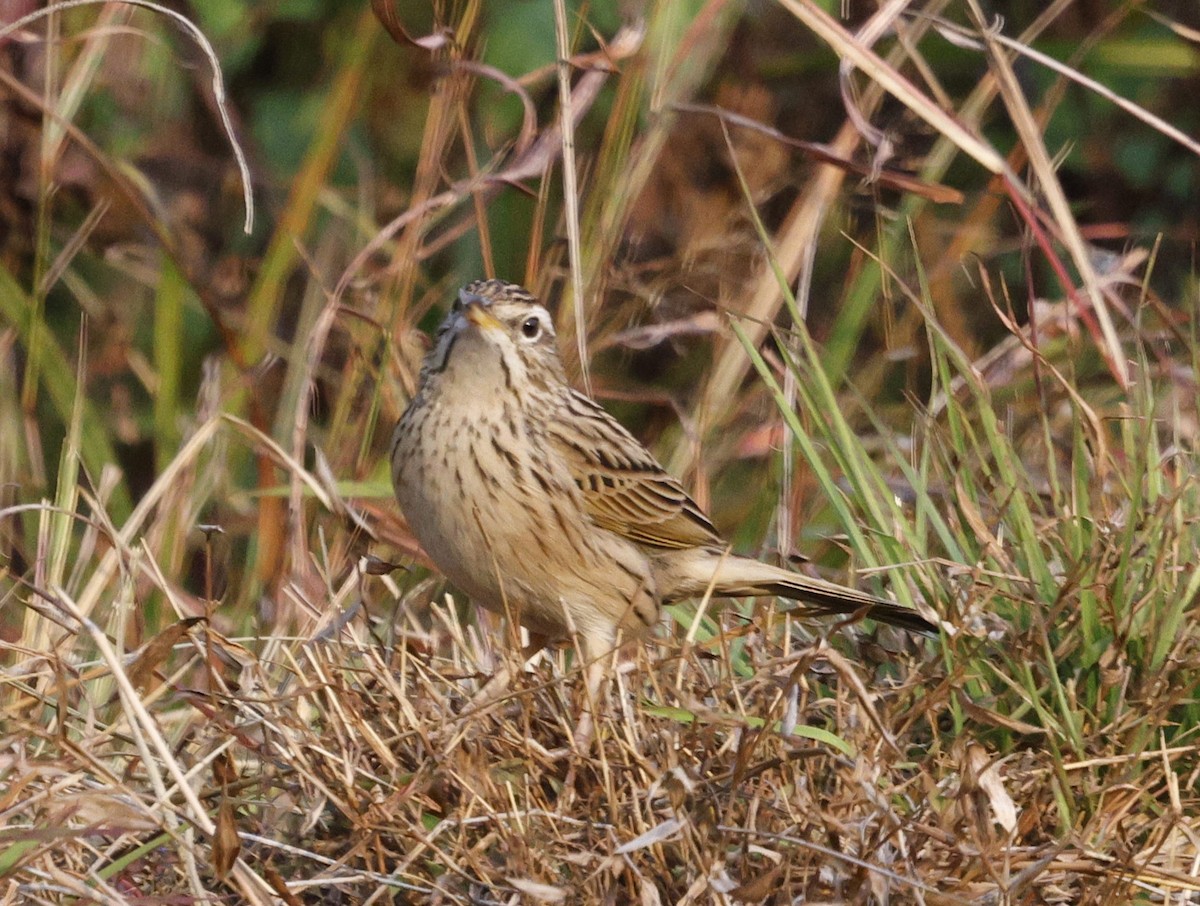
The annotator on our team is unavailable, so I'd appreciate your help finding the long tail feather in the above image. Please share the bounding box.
[660,551,937,635]
[748,576,938,635]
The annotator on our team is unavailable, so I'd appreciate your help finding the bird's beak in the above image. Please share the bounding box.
[459,292,504,333]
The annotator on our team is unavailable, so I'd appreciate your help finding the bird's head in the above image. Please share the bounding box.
[423,279,566,397]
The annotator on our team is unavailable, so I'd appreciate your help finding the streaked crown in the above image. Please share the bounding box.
[460,279,538,306]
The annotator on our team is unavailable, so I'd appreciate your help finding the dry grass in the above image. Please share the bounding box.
[3,0,1200,903]
[5,523,1199,903]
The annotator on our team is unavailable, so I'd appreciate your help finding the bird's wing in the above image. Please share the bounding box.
[546,390,721,550]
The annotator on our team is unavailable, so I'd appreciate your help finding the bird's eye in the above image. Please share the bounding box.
[520,316,542,340]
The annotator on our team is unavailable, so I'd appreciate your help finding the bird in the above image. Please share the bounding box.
[390,279,935,743]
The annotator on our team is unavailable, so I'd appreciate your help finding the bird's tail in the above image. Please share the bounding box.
[660,550,937,635]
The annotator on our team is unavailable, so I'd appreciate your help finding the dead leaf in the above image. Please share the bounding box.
[124,618,203,694]
[615,818,684,854]
[506,878,567,903]
[211,795,241,879]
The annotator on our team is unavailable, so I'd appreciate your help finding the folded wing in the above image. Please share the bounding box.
[547,390,720,550]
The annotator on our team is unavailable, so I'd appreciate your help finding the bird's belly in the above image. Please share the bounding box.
[394,433,515,605]
[393,412,658,640]
[394,413,559,596]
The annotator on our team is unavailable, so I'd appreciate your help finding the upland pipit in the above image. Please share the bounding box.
[391,280,935,741]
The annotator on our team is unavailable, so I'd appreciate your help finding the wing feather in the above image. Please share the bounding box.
[547,391,720,550]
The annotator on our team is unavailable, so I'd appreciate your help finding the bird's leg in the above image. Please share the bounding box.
[470,632,548,708]
[571,633,615,755]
